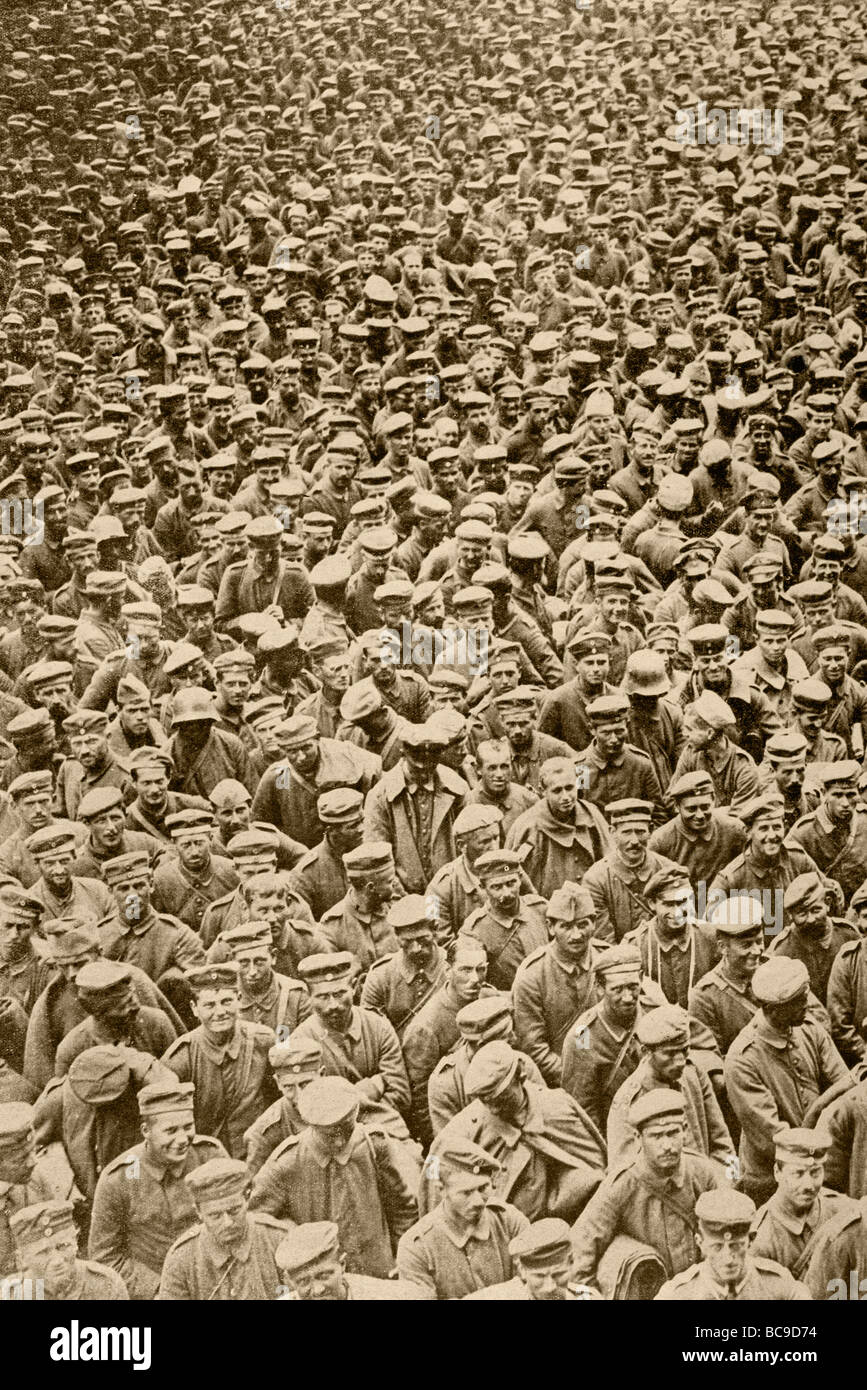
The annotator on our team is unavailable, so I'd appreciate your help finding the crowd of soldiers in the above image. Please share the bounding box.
[3,0,867,1305]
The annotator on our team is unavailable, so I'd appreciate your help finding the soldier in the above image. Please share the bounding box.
[506,756,612,900]
[464,1217,602,1301]
[161,963,278,1158]
[427,995,545,1138]
[561,944,649,1129]
[397,1137,528,1299]
[538,628,615,754]
[251,714,381,849]
[293,952,410,1118]
[26,824,117,925]
[221,921,309,1035]
[689,893,773,1059]
[827,923,867,1064]
[151,808,239,936]
[361,895,448,1041]
[805,1195,867,1300]
[757,730,821,833]
[731,608,809,724]
[751,1127,855,1279]
[789,679,849,767]
[319,841,402,971]
[711,793,824,902]
[670,688,761,813]
[55,960,177,1076]
[6,1199,128,1301]
[769,871,859,1004]
[168,686,256,800]
[56,709,131,823]
[286,787,365,920]
[458,848,547,991]
[623,867,718,1011]
[70,784,165,882]
[583,799,681,944]
[88,1078,227,1299]
[655,1188,811,1301]
[724,958,849,1204]
[100,849,206,1015]
[158,1157,287,1300]
[571,1089,727,1290]
[0,771,86,889]
[209,779,306,872]
[362,721,469,895]
[649,770,746,887]
[606,1005,734,1169]
[425,803,502,944]
[0,1102,75,1277]
[275,1219,425,1301]
[206,869,325,973]
[513,882,611,1087]
[0,884,53,1015]
[402,942,492,1148]
[250,1075,417,1278]
[123,746,210,844]
[424,1040,606,1223]
[574,694,668,827]
[787,760,867,904]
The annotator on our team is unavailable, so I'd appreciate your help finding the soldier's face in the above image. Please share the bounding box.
[640,1117,685,1174]
[280,1250,347,1300]
[18,1229,78,1297]
[750,815,785,858]
[310,979,354,1030]
[697,1224,750,1285]
[236,947,273,990]
[144,1111,195,1166]
[774,1155,824,1212]
[134,769,169,810]
[678,792,714,833]
[518,1254,576,1301]
[593,719,627,760]
[90,807,126,854]
[312,1115,357,1156]
[816,647,847,685]
[649,1042,688,1087]
[15,791,53,831]
[38,851,75,894]
[193,987,240,1040]
[603,978,640,1027]
[483,871,521,913]
[550,913,593,961]
[823,782,858,824]
[176,832,211,873]
[197,1192,250,1252]
[442,1171,491,1226]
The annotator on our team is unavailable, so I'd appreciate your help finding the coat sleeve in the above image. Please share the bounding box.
[826,950,866,1063]
[570,1176,624,1286]
[88,1172,161,1301]
[155,1243,196,1300]
[371,1015,411,1116]
[723,1048,783,1174]
[512,968,562,1088]
[370,1131,419,1248]
[583,869,617,946]
[395,1224,439,1298]
[362,783,394,851]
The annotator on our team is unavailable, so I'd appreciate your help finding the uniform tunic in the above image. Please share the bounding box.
[583,850,682,945]
[571,1151,726,1285]
[151,854,239,935]
[752,1188,856,1278]
[157,1212,288,1300]
[607,1057,733,1169]
[88,1135,227,1299]
[656,1256,811,1300]
[292,1006,410,1117]
[397,1197,528,1300]
[827,939,867,1063]
[361,946,448,1040]
[161,1021,279,1158]
[786,805,867,904]
[724,1013,850,1195]
[513,940,610,1086]
[805,1200,867,1299]
[250,1123,417,1277]
[3,1258,128,1300]
[458,895,548,990]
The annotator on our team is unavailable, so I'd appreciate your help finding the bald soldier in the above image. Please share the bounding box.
[88,1079,227,1300]
[275,1220,425,1301]
[6,1199,128,1301]
[724,958,850,1204]
[158,1158,287,1300]
[655,1189,811,1301]
[751,1127,856,1280]
[464,1217,602,1301]
[397,1137,529,1300]
[570,1089,728,1290]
